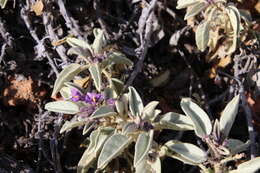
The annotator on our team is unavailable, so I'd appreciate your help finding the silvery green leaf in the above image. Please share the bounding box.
[142,101,159,120]
[77,135,98,172]
[102,51,133,67]
[60,87,72,99]
[159,112,194,131]
[128,87,144,116]
[89,63,102,91]
[110,78,124,96]
[165,140,207,164]
[67,47,91,61]
[90,105,117,119]
[64,82,84,93]
[94,128,115,153]
[219,95,240,139]
[196,21,210,51]
[66,37,92,53]
[60,120,86,133]
[52,63,83,97]
[98,134,131,169]
[77,149,97,173]
[0,0,8,9]
[181,98,212,138]
[82,122,95,135]
[176,0,200,9]
[149,155,161,173]
[45,101,80,114]
[115,100,125,117]
[134,131,154,167]
[239,9,252,26]
[92,28,106,54]
[237,157,260,173]
[122,122,138,135]
[78,128,113,173]
[226,5,241,54]
[226,139,250,155]
[135,157,152,173]
[184,2,207,20]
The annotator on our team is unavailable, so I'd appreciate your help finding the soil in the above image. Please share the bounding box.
[0,0,260,173]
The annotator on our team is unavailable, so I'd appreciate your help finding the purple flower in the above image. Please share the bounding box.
[70,88,83,102]
[84,92,104,105]
[206,0,214,4]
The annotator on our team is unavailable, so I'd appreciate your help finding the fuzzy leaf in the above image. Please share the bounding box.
[219,95,240,139]
[165,141,207,164]
[92,28,106,54]
[184,2,207,20]
[66,37,92,53]
[134,131,154,167]
[0,0,8,9]
[98,134,131,169]
[196,21,210,51]
[142,101,159,120]
[78,128,113,173]
[159,112,194,131]
[102,51,133,67]
[237,157,260,173]
[45,101,80,114]
[90,105,117,119]
[226,5,241,54]
[60,87,72,99]
[110,78,124,96]
[128,87,144,116]
[176,0,199,9]
[52,63,83,97]
[60,120,85,133]
[226,139,250,155]
[181,98,212,138]
[89,63,102,91]
[149,155,161,173]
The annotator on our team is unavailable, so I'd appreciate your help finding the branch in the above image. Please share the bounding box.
[124,0,158,89]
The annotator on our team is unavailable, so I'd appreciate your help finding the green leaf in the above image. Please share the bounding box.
[184,2,207,20]
[142,101,159,121]
[159,112,194,131]
[66,37,92,53]
[134,131,154,167]
[0,0,8,9]
[90,105,117,119]
[60,87,72,99]
[98,134,131,169]
[92,28,106,54]
[77,149,97,173]
[226,139,250,155]
[237,157,260,173]
[45,101,80,114]
[196,21,210,51]
[52,63,83,97]
[176,0,200,9]
[219,95,240,139]
[102,51,133,67]
[89,63,102,91]
[226,5,241,54]
[149,154,161,173]
[165,141,207,164]
[181,98,212,138]
[60,120,86,133]
[128,87,144,116]
[78,128,114,173]
[135,158,152,173]
[110,78,124,96]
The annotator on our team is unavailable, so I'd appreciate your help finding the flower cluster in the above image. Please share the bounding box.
[70,88,104,105]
